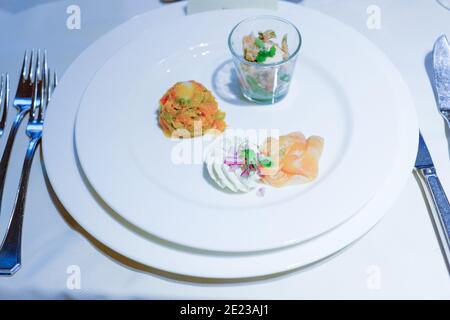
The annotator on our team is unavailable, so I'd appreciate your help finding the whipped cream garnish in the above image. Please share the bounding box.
[205,136,262,193]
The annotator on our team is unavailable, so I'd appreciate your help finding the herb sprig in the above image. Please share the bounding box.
[255,46,276,63]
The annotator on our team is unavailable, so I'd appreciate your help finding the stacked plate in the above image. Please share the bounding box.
[43,2,418,278]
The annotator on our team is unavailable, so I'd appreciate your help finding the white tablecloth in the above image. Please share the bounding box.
[0,0,449,299]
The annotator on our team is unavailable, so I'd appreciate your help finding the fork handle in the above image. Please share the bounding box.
[0,136,40,275]
[415,167,450,268]
[0,109,29,212]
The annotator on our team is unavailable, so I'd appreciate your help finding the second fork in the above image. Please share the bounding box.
[0,50,44,217]
[0,58,57,275]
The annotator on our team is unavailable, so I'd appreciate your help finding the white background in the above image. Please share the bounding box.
[0,0,449,299]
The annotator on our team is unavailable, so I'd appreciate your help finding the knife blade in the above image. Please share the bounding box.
[414,132,450,269]
[415,132,434,169]
[433,35,450,120]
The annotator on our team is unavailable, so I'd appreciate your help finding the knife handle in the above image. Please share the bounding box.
[415,167,450,266]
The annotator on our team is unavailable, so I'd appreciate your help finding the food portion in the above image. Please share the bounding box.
[260,132,324,188]
[242,30,289,64]
[159,81,226,138]
[205,136,261,193]
[234,29,295,102]
[204,132,324,193]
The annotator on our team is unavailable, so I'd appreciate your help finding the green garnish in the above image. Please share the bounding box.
[258,156,272,168]
[241,149,257,166]
[256,46,276,63]
[268,46,276,56]
[255,38,265,49]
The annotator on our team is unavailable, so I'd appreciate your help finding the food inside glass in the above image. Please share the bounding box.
[228,16,302,104]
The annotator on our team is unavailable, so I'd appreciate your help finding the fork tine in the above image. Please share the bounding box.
[5,73,9,111]
[53,70,58,90]
[0,74,9,133]
[6,73,9,99]
[49,70,57,100]
[0,74,4,105]
[0,74,3,135]
[28,49,34,83]
[36,49,41,82]
[44,69,55,110]
[20,51,28,82]
[30,55,40,121]
[43,50,49,107]
[39,57,47,121]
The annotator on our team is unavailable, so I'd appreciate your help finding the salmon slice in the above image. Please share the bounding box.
[261,132,324,187]
[262,170,292,188]
[305,136,324,160]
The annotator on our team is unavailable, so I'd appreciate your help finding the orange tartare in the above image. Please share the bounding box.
[159,81,226,138]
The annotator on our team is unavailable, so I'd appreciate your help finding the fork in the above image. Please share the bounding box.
[0,74,9,137]
[0,50,41,218]
[0,55,57,275]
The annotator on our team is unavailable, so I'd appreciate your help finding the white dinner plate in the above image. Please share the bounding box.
[74,6,403,252]
[43,2,418,278]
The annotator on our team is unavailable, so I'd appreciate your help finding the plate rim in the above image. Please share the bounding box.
[74,5,405,252]
[42,2,419,278]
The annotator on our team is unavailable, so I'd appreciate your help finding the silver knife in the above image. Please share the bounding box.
[414,133,450,267]
[434,35,450,126]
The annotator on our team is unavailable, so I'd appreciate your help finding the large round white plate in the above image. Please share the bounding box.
[43,2,418,278]
[74,5,403,253]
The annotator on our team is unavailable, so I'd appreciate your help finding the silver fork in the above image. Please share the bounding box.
[0,50,41,216]
[0,56,57,276]
[0,73,9,137]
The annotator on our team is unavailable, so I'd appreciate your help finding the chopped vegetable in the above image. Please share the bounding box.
[159,81,226,138]
[242,30,289,64]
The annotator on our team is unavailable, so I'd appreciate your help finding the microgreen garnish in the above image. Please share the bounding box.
[241,148,257,166]
[223,144,273,182]
[258,156,272,168]
[256,46,276,63]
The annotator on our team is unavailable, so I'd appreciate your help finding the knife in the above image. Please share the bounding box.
[434,35,450,127]
[414,132,450,267]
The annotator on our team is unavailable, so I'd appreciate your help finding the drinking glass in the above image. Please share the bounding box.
[228,16,302,104]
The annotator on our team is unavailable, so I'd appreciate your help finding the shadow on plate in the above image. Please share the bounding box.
[211,59,254,107]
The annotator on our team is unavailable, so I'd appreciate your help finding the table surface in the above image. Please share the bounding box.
[0,0,449,299]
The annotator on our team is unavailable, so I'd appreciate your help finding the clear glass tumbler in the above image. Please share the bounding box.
[228,16,302,104]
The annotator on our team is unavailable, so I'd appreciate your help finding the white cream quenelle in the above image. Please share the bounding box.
[205,136,260,193]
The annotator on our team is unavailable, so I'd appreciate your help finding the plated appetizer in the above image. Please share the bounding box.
[205,132,324,193]
[159,81,226,137]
